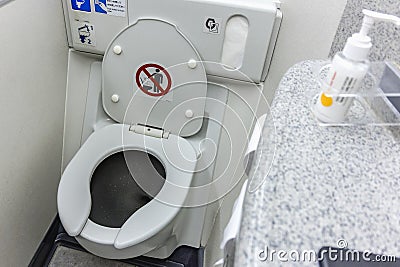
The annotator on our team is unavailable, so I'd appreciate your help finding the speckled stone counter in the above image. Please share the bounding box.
[235,61,400,266]
[330,0,400,63]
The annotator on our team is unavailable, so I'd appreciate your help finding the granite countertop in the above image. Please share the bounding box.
[235,61,400,266]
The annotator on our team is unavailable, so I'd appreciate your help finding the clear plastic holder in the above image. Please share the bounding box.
[309,61,400,127]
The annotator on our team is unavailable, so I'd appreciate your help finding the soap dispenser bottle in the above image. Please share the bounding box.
[313,9,400,123]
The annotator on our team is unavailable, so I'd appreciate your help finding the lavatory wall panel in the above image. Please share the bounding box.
[0,0,68,265]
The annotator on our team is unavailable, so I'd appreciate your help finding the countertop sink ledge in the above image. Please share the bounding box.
[235,60,400,266]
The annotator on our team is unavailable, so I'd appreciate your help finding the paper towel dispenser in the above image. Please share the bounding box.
[62,0,281,83]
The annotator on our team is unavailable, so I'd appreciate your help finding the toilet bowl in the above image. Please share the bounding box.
[58,124,198,258]
[57,18,208,259]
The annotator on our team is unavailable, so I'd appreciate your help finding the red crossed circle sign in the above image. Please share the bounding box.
[135,63,172,97]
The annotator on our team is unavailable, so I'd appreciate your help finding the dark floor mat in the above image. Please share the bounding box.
[48,246,136,267]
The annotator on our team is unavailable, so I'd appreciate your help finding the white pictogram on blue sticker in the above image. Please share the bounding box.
[71,0,91,12]
[94,0,126,17]
[94,0,107,14]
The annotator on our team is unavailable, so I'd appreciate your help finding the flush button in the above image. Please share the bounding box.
[185,109,194,118]
[111,94,120,103]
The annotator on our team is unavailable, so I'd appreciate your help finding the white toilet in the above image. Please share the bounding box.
[58,125,198,259]
[58,18,210,259]
[58,0,281,261]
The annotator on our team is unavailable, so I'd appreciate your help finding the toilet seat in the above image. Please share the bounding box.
[58,124,197,251]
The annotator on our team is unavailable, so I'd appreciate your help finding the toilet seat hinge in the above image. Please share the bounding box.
[129,124,170,139]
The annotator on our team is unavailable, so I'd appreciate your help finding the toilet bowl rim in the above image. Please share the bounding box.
[58,124,197,240]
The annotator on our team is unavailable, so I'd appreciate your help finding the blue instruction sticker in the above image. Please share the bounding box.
[71,0,91,12]
[94,0,126,17]
[94,0,107,14]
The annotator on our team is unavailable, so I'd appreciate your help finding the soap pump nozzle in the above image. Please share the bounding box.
[343,9,400,62]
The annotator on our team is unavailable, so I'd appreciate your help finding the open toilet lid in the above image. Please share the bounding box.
[102,19,208,137]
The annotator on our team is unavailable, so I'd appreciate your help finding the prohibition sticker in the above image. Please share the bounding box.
[136,63,172,97]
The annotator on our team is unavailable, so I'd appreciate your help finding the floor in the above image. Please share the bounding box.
[48,246,136,267]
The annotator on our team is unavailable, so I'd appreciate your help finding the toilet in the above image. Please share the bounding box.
[58,0,281,261]
[58,125,198,259]
[58,19,209,259]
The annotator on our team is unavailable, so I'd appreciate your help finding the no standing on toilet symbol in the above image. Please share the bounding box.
[135,63,172,97]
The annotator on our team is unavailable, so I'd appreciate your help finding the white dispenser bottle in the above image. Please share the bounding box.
[313,10,400,123]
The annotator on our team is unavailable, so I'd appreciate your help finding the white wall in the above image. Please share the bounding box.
[263,0,348,102]
[0,0,68,266]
